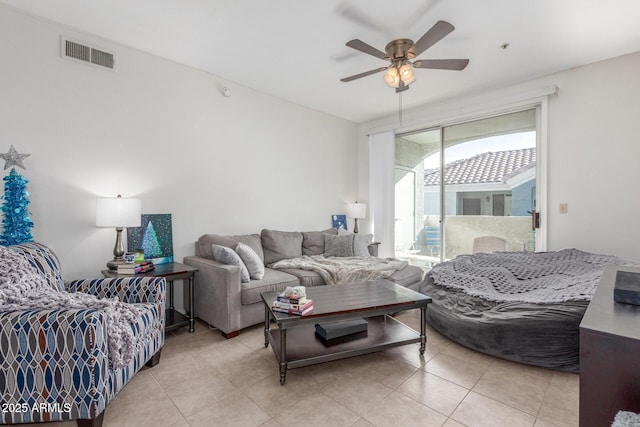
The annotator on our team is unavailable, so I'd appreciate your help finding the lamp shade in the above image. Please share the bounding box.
[399,64,415,86]
[96,196,141,228]
[346,202,367,219]
[383,67,400,88]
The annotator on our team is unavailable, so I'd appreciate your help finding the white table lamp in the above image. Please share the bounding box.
[96,195,141,270]
[346,202,366,233]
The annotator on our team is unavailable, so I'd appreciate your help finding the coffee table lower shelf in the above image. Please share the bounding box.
[265,315,421,383]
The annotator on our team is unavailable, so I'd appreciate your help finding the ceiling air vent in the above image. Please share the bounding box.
[61,37,115,70]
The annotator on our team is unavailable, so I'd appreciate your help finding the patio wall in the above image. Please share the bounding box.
[422,215,533,259]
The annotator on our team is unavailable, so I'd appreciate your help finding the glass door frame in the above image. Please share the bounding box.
[393,101,548,261]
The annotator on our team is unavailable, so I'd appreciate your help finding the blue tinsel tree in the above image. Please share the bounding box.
[0,168,34,245]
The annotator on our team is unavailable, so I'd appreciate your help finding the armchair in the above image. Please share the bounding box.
[0,242,165,427]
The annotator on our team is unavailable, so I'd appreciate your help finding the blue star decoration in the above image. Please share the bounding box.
[0,145,30,170]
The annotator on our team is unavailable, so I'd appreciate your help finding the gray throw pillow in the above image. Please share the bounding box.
[197,233,264,263]
[336,228,373,257]
[212,244,250,283]
[236,242,265,280]
[354,233,374,257]
[324,234,354,257]
[302,228,338,256]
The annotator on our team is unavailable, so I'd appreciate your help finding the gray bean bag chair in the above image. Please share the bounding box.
[420,249,639,372]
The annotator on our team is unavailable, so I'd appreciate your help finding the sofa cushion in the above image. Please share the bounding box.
[302,228,338,256]
[279,269,326,287]
[212,244,250,283]
[261,229,303,265]
[197,234,264,263]
[389,264,424,288]
[240,268,299,305]
[236,242,265,280]
[324,234,354,257]
[7,241,65,291]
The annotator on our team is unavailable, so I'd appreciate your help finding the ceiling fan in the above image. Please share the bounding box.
[340,20,469,93]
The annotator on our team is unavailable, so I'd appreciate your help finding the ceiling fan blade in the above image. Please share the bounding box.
[409,20,455,57]
[412,59,469,70]
[401,0,440,30]
[345,39,388,60]
[337,4,389,35]
[340,67,388,82]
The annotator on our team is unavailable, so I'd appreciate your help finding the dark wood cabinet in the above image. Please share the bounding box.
[579,266,640,427]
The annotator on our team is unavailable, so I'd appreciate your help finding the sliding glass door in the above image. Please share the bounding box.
[395,109,537,267]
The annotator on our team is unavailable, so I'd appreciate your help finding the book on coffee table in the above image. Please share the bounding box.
[315,319,368,346]
[272,299,313,311]
[272,304,314,316]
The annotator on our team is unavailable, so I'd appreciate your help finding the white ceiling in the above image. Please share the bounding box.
[3,0,640,123]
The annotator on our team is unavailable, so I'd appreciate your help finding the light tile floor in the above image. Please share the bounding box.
[27,310,579,427]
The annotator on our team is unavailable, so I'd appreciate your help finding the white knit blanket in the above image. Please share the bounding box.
[270,255,408,285]
[430,249,640,304]
[0,246,144,368]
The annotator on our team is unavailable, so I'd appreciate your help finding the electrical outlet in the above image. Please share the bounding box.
[559,203,568,214]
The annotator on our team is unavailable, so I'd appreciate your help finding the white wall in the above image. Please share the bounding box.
[544,52,640,259]
[0,8,359,283]
[360,51,640,261]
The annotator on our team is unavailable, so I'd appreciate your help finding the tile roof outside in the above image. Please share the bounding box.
[424,148,536,186]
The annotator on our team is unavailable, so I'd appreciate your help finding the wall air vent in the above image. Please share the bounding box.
[61,37,115,70]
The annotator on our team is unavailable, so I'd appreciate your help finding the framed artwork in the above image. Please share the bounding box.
[331,214,347,230]
[127,214,174,265]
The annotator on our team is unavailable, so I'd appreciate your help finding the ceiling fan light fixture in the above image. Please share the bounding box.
[340,20,468,91]
[383,66,400,88]
[399,64,415,86]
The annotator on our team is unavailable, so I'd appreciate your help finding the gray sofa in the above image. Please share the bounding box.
[183,229,425,338]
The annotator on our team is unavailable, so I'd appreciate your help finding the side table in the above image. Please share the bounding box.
[102,262,198,332]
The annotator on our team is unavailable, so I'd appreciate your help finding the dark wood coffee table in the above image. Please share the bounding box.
[261,279,432,385]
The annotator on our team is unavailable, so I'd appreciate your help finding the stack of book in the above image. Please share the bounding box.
[117,260,155,275]
[271,293,313,316]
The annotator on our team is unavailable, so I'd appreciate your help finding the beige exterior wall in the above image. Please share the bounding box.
[443,215,533,258]
[398,215,532,268]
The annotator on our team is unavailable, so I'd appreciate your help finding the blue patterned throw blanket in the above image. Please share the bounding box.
[430,249,640,304]
[0,246,144,368]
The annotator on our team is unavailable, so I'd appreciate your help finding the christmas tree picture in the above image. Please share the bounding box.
[142,221,162,259]
[0,145,33,246]
[126,214,174,264]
